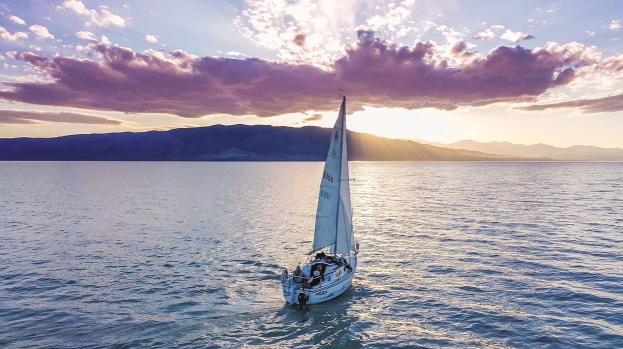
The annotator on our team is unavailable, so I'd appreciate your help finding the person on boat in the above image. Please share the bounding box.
[314,251,338,265]
[308,262,327,287]
[292,265,305,283]
[309,269,322,287]
[314,252,329,264]
[301,264,311,279]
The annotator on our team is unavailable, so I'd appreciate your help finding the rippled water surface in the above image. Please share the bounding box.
[1,162,622,348]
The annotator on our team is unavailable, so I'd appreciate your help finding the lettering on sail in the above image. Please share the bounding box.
[322,171,334,183]
[320,190,330,199]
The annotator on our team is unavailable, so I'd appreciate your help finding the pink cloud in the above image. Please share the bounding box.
[0,110,122,125]
[517,93,623,113]
[0,31,598,117]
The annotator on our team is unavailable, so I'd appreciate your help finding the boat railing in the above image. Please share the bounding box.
[281,264,352,292]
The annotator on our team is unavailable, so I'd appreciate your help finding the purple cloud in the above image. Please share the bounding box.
[0,110,122,125]
[451,41,470,55]
[0,31,597,117]
[517,93,623,113]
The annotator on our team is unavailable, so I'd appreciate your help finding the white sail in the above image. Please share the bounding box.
[312,97,354,256]
[334,112,353,256]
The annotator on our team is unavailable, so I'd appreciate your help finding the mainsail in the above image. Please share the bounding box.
[312,97,354,257]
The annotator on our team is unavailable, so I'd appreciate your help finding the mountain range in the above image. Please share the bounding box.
[437,139,623,161]
[0,125,514,161]
[2,125,621,161]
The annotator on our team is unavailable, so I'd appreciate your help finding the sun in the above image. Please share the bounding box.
[346,107,461,144]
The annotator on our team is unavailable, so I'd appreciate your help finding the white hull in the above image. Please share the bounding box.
[282,255,357,305]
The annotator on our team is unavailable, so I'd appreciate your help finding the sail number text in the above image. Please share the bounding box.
[323,171,334,183]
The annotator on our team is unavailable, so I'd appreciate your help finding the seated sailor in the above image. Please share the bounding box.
[308,262,326,287]
[309,269,322,287]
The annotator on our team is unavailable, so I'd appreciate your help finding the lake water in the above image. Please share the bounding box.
[1,162,622,348]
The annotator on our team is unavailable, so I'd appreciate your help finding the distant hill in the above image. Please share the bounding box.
[0,125,517,161]
[440,139,623,161]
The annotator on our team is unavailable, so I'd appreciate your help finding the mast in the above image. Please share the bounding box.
[338,96,353,260]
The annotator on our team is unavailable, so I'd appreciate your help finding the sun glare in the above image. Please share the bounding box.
[347,107,462,144]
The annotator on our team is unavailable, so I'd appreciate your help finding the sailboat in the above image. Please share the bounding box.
[281,96,358,306]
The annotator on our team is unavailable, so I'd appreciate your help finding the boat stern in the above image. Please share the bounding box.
[281,269,300,304]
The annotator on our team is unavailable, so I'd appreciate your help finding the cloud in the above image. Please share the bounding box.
[474,28,496,41]
[517,93,623,113]
[8,15,26,26]
[364,0,417,39]
[0,110,122,125]
[29,24,54,40]
[0,31,606,117]
[610,20,621,30]
[145,34,158,44]
[302,113,323,122]
[500,29,534,43]
[293,33,306,47]
[474,25,533,43]
[76,30,97,41]
[58,0,126,28]
[235,0,358,65]
[235,0,452,66]
[225,51,243,57]
[0,26,28,42]
[598,53,623,72]
[450,41,475,58]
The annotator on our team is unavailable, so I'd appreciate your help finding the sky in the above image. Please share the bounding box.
[0,0,622,148]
